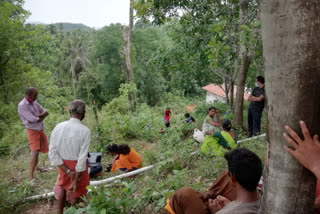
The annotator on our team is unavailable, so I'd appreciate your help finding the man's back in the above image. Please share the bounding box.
[50,118,90,159]
[216,200,260,214]
[49,118,91,173]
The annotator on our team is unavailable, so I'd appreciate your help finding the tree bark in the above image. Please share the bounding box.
[233,53,252,127]
[233,0,253,128]
[123,0,135,106]
[229,80,234,110]
[259,0,320,213]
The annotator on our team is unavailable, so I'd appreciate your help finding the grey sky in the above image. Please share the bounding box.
[24,0,130,28]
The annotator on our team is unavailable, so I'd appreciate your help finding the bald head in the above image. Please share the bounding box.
[69,100,86,120]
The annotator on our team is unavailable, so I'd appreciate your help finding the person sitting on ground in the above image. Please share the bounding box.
[201,119,238,157]
[202,107,222,134]
[165,148,262,214]
[183,113,195,123]
[107,144,142,173]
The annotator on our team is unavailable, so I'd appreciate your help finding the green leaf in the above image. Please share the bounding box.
[100,208,107,214]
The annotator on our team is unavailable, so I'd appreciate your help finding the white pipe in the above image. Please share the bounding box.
[25,134,266,201]
[25,192,55,201]
[237,133,266,144]
[25,165,154,201]
[90,165,154,186]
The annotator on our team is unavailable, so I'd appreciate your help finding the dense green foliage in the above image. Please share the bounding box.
[0,0,267,213]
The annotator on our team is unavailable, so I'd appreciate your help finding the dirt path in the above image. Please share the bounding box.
[20,200,57,214]
[186,105,196,112]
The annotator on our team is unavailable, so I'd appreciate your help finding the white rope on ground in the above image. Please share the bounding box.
[25,134,267,201]
[25,165,155,201]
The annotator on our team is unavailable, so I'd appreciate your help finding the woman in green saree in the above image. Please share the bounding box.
[201,119,238,156]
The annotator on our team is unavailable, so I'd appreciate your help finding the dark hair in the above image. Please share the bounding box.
[225,148,262,192]
[25,87,37,95]
[208,106,217,112]
[107,144,119,153]
[256,76,265,84]
[222,119,232,131]
[184,113,195,122]
[107,144,131,155]
[118,144,130,155]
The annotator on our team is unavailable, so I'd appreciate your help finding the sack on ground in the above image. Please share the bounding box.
[193,129,205,143]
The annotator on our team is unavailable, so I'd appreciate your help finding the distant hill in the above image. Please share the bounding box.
[26,21,93,32]
[51,22,93,32]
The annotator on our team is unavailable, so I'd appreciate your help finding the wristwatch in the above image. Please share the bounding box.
[66,169,71,174]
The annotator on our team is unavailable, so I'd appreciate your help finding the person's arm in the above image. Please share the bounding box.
[206,131,215,135]
[58,164,75,179]
[252,94,265,102]
[36,102,49,118]
[209,116,221,127]
[38,111,49,118]
[18,105,40,123]
[208,196,231,214]
[216,112,221,123]
[283,121,320,179]
[69,171,82,195]
[75,130,91,173]
[48,128,64,166]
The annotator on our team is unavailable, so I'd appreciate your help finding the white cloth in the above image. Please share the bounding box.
[216,200,260,214]
[49,118,91,172]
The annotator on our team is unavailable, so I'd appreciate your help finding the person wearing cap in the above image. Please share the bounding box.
[49,100,91,214]
[201,119,238,157]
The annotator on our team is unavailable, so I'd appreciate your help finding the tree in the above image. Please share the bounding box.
[63,31,91,98]
[123,0,135,107]
[259,0,320,213]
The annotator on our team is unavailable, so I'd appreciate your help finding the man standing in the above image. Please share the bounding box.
[248,76,265,137]
[18,87,49,180]
[49,100,90,214]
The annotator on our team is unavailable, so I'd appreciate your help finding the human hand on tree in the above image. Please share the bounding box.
[283,121,320,179]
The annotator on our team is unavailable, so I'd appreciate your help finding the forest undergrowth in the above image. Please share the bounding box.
[0,94,267,214]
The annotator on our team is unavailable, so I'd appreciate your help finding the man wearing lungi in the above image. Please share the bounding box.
[49,100,91,214]
[18,87,49,180]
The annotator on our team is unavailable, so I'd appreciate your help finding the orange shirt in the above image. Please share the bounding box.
[111,148,142,172]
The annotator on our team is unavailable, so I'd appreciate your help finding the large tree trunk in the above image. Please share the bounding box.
[123,0,135,106]
[233,0,253,128]
[233,54,252,127]
[259,0,320,213]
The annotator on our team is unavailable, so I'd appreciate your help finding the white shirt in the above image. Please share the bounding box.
[49,118,91,172]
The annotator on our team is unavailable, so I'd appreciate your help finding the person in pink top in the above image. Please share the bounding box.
[18,87,49,180]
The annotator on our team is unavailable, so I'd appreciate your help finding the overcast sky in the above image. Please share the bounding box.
[24,0,130,28]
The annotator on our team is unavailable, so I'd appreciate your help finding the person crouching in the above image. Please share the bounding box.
[107,144,142,173]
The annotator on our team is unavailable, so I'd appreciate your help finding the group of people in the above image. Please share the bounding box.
[17,77,320,214]
[198,76,265,156]
[165,120,320,214]
[18,87,142,214]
